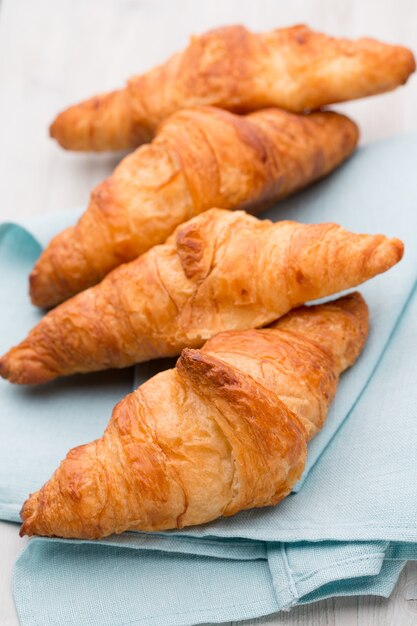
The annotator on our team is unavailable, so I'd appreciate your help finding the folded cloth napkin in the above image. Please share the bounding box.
[0,133,416,626]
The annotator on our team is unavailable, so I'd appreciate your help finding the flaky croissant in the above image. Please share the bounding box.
[32,106,359,308]
[1,209,403,385]
[20,292,368,539]
[49,24,415,152]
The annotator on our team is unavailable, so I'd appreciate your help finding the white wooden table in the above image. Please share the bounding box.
[0,1,416,624]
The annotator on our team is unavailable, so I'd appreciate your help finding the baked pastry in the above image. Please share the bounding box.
[32,106,359,307]
[20,292,368,539]
[49,24,415,151]
[0,209,403,385]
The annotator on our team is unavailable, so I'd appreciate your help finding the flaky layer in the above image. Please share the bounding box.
[49,24,415,151]
[20,292,368,539]
[0,209,402,384]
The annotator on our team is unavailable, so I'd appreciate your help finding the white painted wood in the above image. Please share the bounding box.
[0,521,27,626]
[1,0,417,222]
[0,0,416,624]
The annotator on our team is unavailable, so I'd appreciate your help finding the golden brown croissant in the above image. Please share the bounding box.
[49,24,415,152]
[32,106,359,308]
[1,209,403,385]
[20,292,369,539]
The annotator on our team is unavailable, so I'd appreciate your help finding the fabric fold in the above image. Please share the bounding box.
[13,540,413,626]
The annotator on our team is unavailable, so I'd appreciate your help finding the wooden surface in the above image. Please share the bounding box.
[0,0,416,624]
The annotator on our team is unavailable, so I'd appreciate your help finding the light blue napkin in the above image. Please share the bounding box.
[1,134,416,625]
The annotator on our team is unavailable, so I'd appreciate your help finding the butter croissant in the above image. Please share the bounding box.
[32,106,359,308]
[20,292,368,539]
[49,24,415,152]
[0,209,403,385]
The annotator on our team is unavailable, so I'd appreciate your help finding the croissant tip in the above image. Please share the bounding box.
[19,520,33,538]
[29,269,54,309]
[20,496,51,538]
[49,110,71,146]
[30,255,69,308]
[19,494,37,537]
[0,360,29,384]
[49,118,58,139]
[0,354,11,382]
[365,236,404,278]
[384,237,404,268]
[0,352,23,384]
[398,47,416,82]
[48,105,86,150]
[0,347,57,385]
[392,238,405,262]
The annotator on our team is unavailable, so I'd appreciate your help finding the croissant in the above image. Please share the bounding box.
[1,209,403,385]
[20,292,368,539]
[32,106,359,308]
[49,24,415,152]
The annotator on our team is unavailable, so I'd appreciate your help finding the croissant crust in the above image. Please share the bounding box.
[32,106,359,307]
[0,209,403,384]
[20,292,368,539]
[49,24,415,151]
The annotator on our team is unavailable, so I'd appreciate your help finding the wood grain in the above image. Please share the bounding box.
[0,0,416,624]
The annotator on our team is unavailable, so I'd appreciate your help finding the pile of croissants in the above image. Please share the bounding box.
[1,25,414,540]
